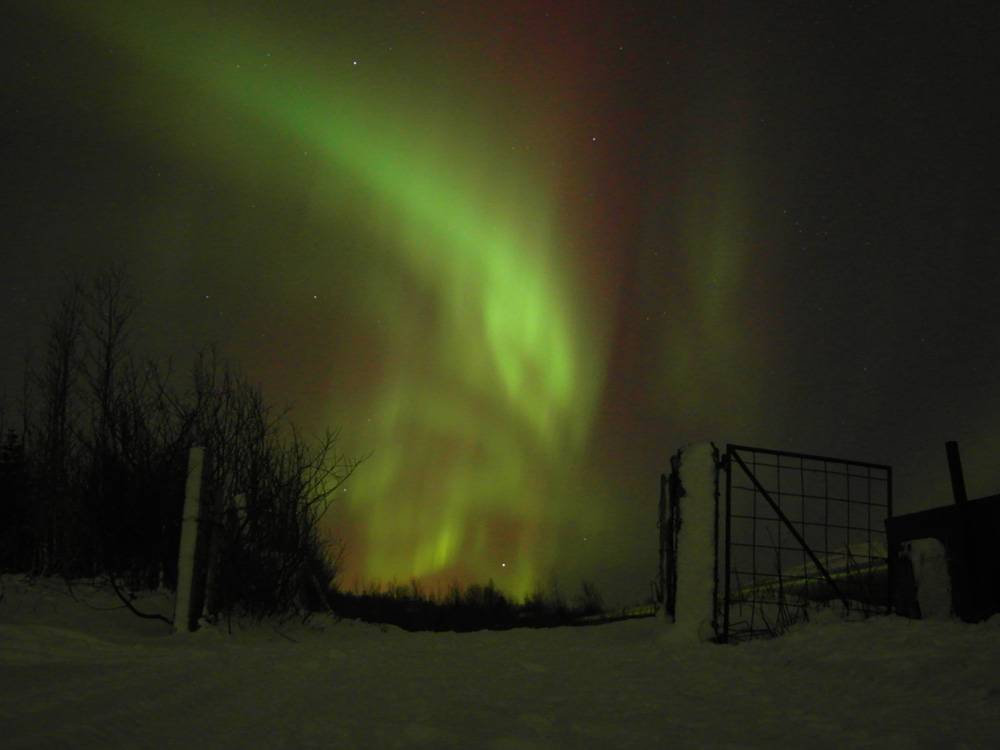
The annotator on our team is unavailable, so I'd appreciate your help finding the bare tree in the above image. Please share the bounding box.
[81,263,135,456]
[31,276,86,573]
[38,277,84,472]
[12,266,365,622]
[181,349,364,620]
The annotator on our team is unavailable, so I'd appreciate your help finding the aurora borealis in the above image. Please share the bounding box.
[50,1,610,597]
[3,2,998,605]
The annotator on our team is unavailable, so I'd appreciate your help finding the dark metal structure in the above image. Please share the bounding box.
[660,439,999,641]
[716,444,893,643]
[884,441,1000,622]
[658,449,693,624]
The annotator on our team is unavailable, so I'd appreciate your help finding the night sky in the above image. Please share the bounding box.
[3,2,998,605]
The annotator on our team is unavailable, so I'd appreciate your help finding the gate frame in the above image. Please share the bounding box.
[718,444,893,643]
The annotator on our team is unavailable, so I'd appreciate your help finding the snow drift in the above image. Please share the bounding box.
[2,575,999,749]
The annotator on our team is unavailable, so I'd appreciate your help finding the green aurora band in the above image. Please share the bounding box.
[60,2,611,597]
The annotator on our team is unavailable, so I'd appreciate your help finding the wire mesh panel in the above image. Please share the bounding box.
[719,444,892,643]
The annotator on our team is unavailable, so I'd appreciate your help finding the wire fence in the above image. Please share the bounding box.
[719,444,893,643]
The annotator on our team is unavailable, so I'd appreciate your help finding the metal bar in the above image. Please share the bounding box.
[776,454,783,598]
[886,466,894,614]
[712,444,721,639]
[823,459,831,596]
[727,444,891,472]
[750,449,758,634]
[946,441,969,505]
[733,463,891,482]
[866,465,873,608]
[658,472,667,614]
[730,450,853,612]
[800,456,808,598]
[845,459,852,592]
[723,444,733,644]
[729,520,886,538]
[665,452,682,623]
[730,490,889,509]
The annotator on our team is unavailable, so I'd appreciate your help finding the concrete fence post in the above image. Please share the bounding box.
[175,446,208,632]
[663,442,720,642]
[901,538,953,619]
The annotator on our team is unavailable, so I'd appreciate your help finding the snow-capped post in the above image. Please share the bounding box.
[175,446,208,632]
[663,442,721,642]
[901,538,953,619]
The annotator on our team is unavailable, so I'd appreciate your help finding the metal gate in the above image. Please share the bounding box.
[718,444,892,642]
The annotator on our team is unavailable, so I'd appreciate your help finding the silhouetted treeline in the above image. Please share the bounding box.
[0,266,361,620]
[329,577,610,631]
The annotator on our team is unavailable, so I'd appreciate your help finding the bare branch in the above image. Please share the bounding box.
[105,574,173,625]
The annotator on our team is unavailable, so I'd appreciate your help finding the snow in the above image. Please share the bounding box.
[3,575,998,749]
[905,537,953,619]
[672,442,719,643]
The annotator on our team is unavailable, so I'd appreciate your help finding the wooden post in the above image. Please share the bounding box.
[175,446,206,632]
[946,441,968,505]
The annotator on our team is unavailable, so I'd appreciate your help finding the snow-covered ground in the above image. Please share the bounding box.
[1,575,998,749]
